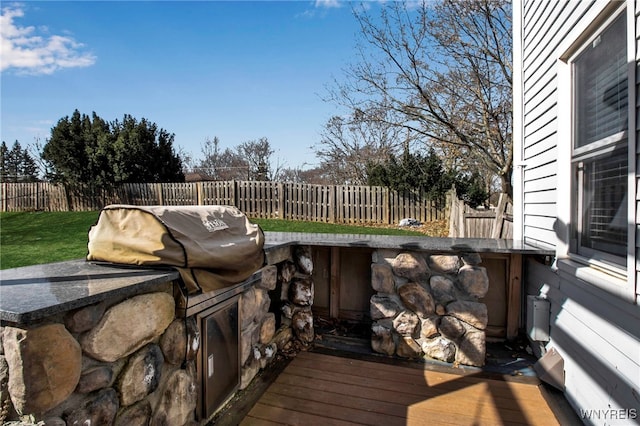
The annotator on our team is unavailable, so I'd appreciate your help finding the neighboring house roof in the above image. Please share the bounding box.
[184,172,214,182]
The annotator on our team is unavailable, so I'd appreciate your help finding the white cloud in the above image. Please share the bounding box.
[315,0,342,8]
[297,0,342,18]
[0,4,96,75]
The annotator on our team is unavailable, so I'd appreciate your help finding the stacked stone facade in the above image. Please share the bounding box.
[239,247,315,390]
[0,249,313,425]
[279,247,315,346]
[370,250,490,367]
[239,265,279,390]
[0,290,198,425]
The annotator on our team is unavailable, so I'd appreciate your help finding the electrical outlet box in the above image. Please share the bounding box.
[526,295,550,342]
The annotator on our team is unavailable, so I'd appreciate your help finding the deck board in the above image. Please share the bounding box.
[242,351,561,426]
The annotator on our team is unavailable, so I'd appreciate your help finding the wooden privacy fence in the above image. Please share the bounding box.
[448,191,513,239]
[0,181,447,225]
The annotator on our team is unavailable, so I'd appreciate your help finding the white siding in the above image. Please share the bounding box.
[525,259,640,424]
[636,1,640,302]
[520,1,593,247]
[517,1,640,423]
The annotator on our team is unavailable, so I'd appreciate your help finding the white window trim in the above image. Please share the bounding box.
[556,1,636,303]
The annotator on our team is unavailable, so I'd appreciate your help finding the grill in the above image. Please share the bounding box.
[86,204,265,421]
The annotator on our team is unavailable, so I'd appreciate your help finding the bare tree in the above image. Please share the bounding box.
[315,106,408,184]
[216,148,250,180]
[328,0,513,197]
[191,136,223,179]
[191,136,282,181]
[191,136,246,180]
[238,137,282,181]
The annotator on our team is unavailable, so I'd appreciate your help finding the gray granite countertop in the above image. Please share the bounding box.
[263,232,554,255]
[0,233,552,325]
[0,260,179,324]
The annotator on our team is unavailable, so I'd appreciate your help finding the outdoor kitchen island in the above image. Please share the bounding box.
[0,232,554,425]
[264,232,554,343]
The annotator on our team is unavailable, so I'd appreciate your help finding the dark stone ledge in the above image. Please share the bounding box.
[264,232,554,255]
[0,260,179,325]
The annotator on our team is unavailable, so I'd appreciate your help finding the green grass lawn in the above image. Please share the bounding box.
[0,211,433,270]
[0,211,100,270]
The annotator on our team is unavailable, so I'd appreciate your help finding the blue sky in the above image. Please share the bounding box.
[1,1,365,170]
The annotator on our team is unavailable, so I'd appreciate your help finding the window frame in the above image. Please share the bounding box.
[555,2,636,302]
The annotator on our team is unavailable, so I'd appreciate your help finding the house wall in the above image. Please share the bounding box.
[636,0,640,308]
[518,1,595,249]
[514,1,640,424]
[525,258,640,423]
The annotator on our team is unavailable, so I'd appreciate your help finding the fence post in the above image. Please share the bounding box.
[1,182,6,212]
[33,182,38,211]
[231,180,237,208]
[449,195,456,237]
[384,187,390,224]
[459,198,466,237]
[154,183,163,205]
[336,185,343,223]
[445,189,450,223]
[448,190,465,238]
[196,182,203,205]
[63,184,71,212]
[491,193,507,239]
[277,182,285,219]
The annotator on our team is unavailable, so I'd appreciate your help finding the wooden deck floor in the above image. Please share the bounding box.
[241,351,561,426]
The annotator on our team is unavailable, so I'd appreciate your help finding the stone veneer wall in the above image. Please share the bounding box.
[370,250,490,367]
[279,246,315,346]
[239,246,315,389]
[0,249,314,425]
[0,288,197,425]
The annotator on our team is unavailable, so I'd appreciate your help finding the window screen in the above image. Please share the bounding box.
[579,148,627,257]
[574,13,627,148]
[572,11,628,264]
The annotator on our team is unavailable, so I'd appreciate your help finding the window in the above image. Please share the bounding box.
[570,11,628,266]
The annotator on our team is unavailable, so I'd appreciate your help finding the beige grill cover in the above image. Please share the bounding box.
[87,204,265,293]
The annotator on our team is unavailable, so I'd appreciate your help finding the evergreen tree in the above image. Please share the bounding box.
[367,148,455,199]
[109,115,183,183]
[0,141,39,182]
[42,110,184,190]
[0,142,8,182]
[367,147,488,206]
[455,171,489,208]
[18,147,38,182]
[43,110,92,185]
